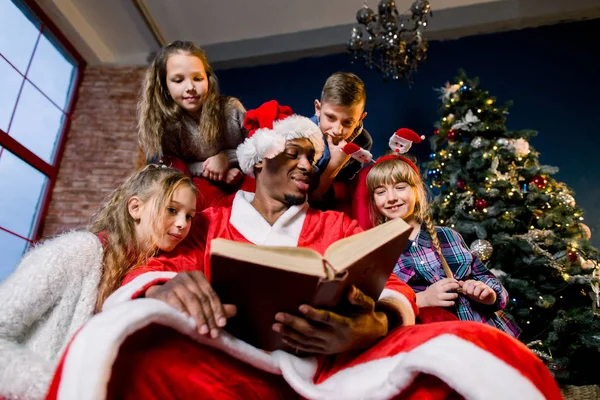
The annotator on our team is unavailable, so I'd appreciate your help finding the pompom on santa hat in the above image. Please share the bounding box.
[236,100,324,177]
[389,128,425,154]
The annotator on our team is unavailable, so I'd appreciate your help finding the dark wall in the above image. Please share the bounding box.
[216,19,600,246]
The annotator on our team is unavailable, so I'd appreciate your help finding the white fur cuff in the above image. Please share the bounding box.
[378,288,416,326]
[102,272,177,311]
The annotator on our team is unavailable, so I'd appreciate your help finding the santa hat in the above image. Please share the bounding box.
[389,128,425,154]
[236,100,324,177]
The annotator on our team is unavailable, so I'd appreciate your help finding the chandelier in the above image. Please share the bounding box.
[347,0,432,82]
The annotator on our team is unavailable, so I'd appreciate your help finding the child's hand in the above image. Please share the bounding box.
[203,152,228,181]
[325,133,351,169]
[416,278,460,308]
[458,279,497,305]
[225,167,243,185]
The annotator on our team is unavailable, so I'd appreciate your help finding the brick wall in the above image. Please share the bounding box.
[41,66,146,238]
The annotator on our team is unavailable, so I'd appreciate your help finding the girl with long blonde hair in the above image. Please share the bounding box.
[138,40,247,198]
[365,131,520,337]
[0,165,197,400]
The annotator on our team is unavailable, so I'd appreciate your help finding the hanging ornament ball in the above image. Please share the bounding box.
[459,85,471,93]
[532,175,548,189]
[356,5,376,25]
[579,223,592,240]
[475,199,488,211]
[568,251,578,263]
[470,239,493,261]
[378,0,397,17]
[513,138,531,157]
[411,0,431,16]
[447,130,457,142]
[496,138,509,146]
[433,128,440,135]
[557,193,576,208]
[457,179,467,190]
[471,137,484,149]
[581,259,597,270]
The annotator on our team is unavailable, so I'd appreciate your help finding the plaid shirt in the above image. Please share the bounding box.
[395,226,521,338]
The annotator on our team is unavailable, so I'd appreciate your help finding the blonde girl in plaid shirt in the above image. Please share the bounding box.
[366,154,520,337]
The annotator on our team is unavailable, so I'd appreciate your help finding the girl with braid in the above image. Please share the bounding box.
[0,165,197,399]
[365,129,520,337]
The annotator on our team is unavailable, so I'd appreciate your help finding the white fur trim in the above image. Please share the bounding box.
[379,288,416,326]
[272,115,324,160]
[57,299,284,400]
[276,334,545,400]
[102,271,177,310]
[236,136,261,177]
[236,115,324,177]
[54,299,544,400]
[230,191,308,246]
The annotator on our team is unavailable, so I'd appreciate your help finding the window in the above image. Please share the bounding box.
[0,0,83,280]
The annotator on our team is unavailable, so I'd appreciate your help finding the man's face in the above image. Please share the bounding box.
[315,100,366,144]
[256,138,315,206]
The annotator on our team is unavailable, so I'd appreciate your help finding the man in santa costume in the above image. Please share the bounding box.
[46,101,561,400]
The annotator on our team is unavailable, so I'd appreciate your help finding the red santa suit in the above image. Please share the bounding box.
[45,191,561,400]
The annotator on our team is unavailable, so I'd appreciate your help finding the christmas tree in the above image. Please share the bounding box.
[425,70,600,385]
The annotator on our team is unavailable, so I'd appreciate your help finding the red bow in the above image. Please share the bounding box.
[243,100,293,137]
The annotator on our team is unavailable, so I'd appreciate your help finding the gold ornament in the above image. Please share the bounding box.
[470,239,493,261]
[578,223,592,240]
[557,193,576,208]
[581,259,597,270]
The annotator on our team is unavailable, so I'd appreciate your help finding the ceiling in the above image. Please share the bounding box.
[36,0,600,69]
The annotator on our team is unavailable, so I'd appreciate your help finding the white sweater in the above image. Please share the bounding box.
[0,231,103,400]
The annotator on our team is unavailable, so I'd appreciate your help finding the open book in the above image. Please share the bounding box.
[209,217,412,351]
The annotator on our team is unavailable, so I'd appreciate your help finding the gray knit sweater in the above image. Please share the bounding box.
[0,231,103,400]
[161,97,247,176]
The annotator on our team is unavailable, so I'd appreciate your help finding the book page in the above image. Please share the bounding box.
[324,218,412,272]
[210,238,326,277]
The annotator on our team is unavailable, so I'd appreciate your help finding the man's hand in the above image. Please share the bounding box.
[416,278,460,308]
[203,152,229,181]
[459,279,497,305]
[272,286,388,354]
[145,271,237,338]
